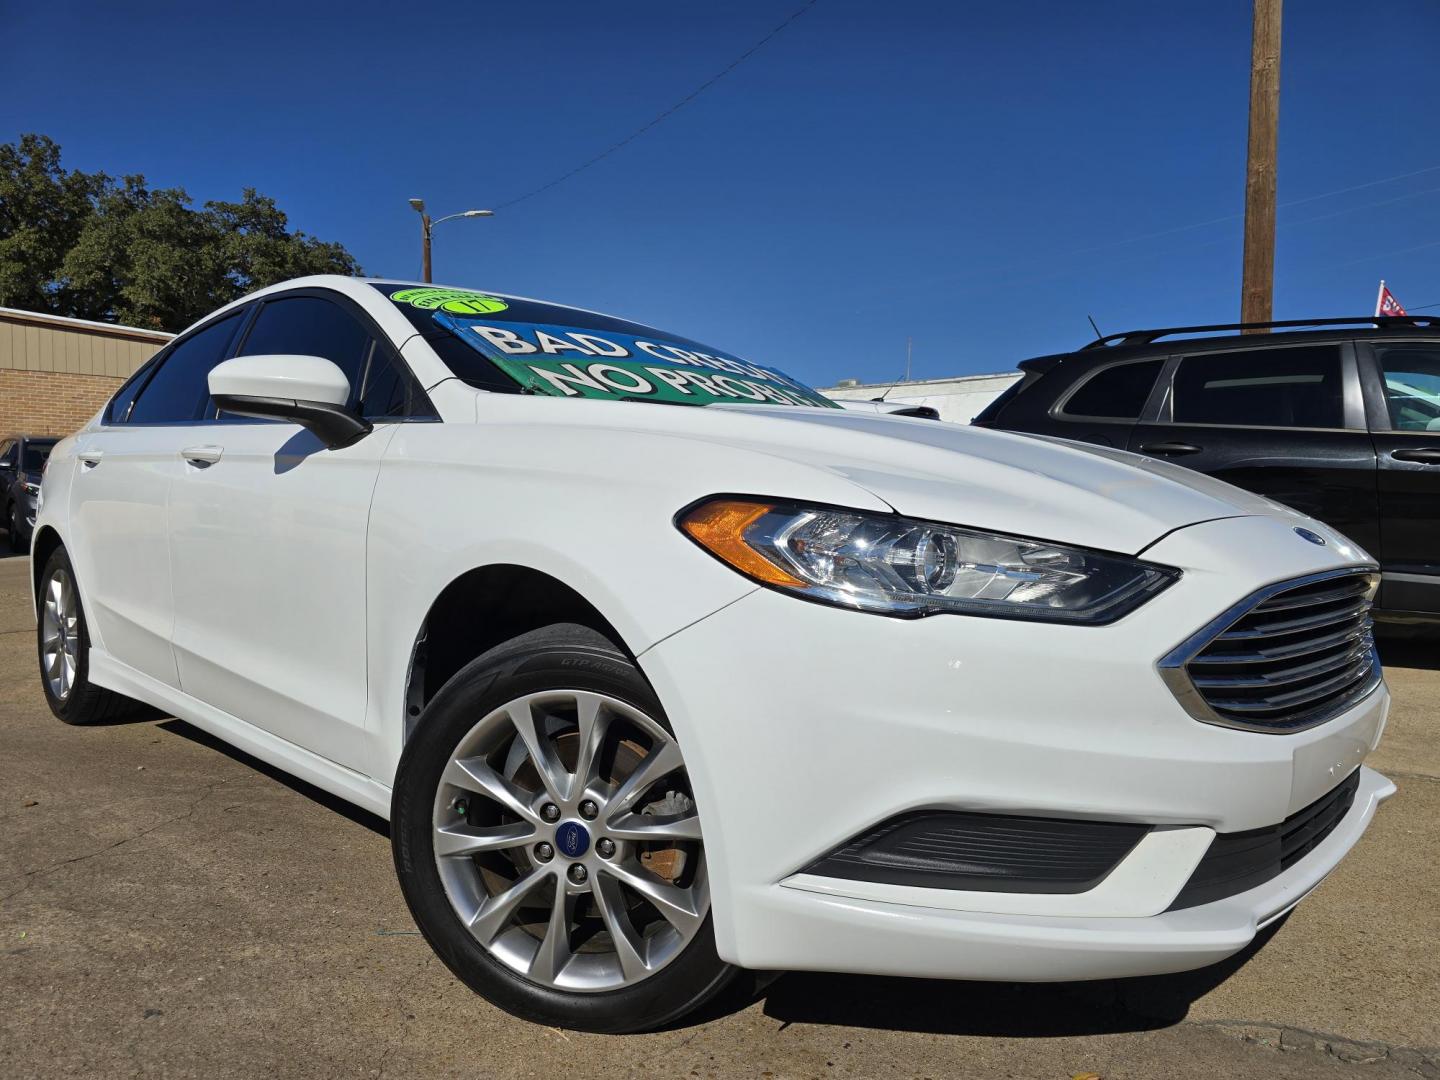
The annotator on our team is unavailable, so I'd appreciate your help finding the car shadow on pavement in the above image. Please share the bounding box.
[157,718,390,838]
[752,919,1288,1037]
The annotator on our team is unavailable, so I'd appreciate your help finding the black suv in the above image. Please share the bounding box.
[974,316,1440,620]
[0,435,58,553]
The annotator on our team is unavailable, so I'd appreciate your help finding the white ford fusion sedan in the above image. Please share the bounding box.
[33,276,1394,1032]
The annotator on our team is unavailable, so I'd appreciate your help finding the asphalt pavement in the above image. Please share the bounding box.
[1,552,1436,1079]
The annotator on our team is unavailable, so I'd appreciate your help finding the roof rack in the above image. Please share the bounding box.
[1080,315,1440,350]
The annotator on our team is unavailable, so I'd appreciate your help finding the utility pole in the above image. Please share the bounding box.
[1240,0,1282,330]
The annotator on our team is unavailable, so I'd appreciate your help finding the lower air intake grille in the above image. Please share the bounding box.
[1167,767,1360,910]
[1160,568,1381,733]
[802,811,1150,894]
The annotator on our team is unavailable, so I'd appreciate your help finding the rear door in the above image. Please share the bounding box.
[1359,340,1440,613]
[1125,341,1380,554]
[68,309,251,685]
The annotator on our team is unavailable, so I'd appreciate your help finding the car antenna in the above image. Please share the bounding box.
[877,337,913,401]
[1087,314,1105,343]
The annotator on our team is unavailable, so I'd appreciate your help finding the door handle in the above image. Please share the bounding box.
[77,450,103,468]
[1138,441,1203,456]
[1390,447,1440,465]
[181,445,224,467]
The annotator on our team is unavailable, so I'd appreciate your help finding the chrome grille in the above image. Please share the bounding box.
[1159,568,1382,733]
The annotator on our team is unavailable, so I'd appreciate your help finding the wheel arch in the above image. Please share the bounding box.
[30,525,64,610]
[402,563,631,742]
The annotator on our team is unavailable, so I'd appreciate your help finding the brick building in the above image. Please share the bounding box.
[0,307,172,437]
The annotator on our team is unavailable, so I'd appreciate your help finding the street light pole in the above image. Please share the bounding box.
[408,199,494,284]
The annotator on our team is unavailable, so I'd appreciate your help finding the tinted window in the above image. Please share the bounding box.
[21,440,56,471]
[129,313,245,424]
[0,441,14,468]
[1375,345,1440,431]
[235,296,428,419]
[1062,359,1163,419]
[105,356,161,424]
[238,297,371,401]
[1172,345,1344,429]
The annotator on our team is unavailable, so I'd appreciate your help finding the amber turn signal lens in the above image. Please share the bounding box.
[678,499,807,587]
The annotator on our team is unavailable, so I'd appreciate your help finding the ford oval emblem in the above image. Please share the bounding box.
[554,821,590,859]
[1295,527,1327,546]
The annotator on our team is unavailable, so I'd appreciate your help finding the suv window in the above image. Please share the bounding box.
[1374,345,1440,432]
[236,295,430,419]
[1171,345,1344,429]
[0,440,14,468]
[1061,359,1163,420]
[128,312,246,424]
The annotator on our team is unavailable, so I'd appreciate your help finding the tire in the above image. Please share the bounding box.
[392,623,744,1033]
[36,546,146,725]
[6,503,20,554]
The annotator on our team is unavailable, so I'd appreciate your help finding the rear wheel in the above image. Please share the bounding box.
[6,504,21,553]
[37,547,146,724]
[392,623,742,1032]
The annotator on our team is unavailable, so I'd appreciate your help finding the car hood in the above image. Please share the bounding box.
[473,395,1312,556]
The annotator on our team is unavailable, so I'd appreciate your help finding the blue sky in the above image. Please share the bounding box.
[4,0,1438,386]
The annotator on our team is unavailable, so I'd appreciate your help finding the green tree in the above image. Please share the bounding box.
[0,134,361,331]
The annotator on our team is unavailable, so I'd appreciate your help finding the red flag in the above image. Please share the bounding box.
[1376,280,1407,318]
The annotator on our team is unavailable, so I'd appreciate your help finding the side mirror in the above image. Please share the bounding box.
[209,354,372,449]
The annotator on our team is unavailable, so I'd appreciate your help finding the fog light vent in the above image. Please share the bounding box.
[803,811,1150,894]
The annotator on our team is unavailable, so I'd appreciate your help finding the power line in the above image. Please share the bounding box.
[495,0,821,210]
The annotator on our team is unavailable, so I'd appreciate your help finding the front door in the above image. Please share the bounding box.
[1127,341,1380,555]
[166,291,431,770]
[1362,341,1440,613]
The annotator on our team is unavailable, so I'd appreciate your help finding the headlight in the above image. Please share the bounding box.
[677,497,1178,623]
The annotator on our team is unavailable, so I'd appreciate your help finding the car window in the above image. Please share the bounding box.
[105,355,161,424]
[1374,345,1440,432]
[233,295,428,420]
[1061,359,1163,420]
[1171,345,1344,429]
[128,312,246,424]
[237,296,371,403]
[0,441,14,468]
[21,441,56,471]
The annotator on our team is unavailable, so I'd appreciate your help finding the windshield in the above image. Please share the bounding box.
[374,284,837,409]
[22,441,55,472]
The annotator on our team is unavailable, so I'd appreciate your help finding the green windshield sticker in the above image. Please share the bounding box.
[391,287,509,315]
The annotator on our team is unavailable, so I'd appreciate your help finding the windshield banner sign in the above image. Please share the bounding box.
[434,315,837,409]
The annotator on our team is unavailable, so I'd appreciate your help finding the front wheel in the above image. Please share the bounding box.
[391,623,742,1032]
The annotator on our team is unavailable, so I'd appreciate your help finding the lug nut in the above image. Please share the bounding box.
[541,803,560,822]
[596,838,615,859]
[534,842,554,862]
[568,864,588,885]
[579,799,599,820]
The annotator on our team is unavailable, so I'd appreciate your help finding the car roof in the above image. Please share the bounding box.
[1019,317,1440,374]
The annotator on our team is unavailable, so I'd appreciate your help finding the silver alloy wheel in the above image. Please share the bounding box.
[432,690,708,992]
[41,568,79,701]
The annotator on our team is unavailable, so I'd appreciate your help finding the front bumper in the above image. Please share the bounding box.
[638,513,1393,979]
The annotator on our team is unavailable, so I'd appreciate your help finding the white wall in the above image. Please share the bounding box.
[820,372,1020,424]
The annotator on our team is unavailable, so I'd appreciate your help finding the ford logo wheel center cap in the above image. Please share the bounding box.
[555,821,591,859]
